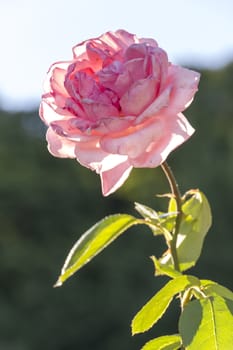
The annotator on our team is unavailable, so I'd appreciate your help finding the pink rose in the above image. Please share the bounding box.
[40,29,200,196]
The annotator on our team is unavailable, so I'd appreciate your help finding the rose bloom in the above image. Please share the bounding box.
[40,30,200,196]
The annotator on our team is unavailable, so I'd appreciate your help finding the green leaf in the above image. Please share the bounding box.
[150,256,182,279]
[55,214,140,286]
[141,334,182,350]
[168,196,177,213]
[131,275,200,335]
[179,296,233,349]
[160,190,212,271]
[201,279,233,301]
[134,202,175,238]
[135,202,159,221]
[156,213,177,236]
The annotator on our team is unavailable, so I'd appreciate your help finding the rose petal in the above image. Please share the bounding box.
[65,98,87,119]
[125,44,148,60]
[96,116,135,133]
[86,42,108,66]
[43,61,71,94]
[138,37,158,47]
[64,69,94,102]
[150,47,169,90]
[97,60,123,89]
[135,86,171,124]
[74,139,126,171]
[73,139,132,195]
[73,30,138,62]
[46,127,77,158]
[100,160,133,196]
[124,57,147,81]
[39,100,73,125]
[166,65,200,113]
[120,77,157,115]
[131,113,195,167]
[50,67,69,96]
[111,68,132,97]
[100,117,163,158]
[50,115,135,138]
[100,29,138,52]
[82,99,120,121]
[51,118,91,137]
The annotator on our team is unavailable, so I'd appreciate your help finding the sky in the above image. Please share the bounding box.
[1,0,233,110]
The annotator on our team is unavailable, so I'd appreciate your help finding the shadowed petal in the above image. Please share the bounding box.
[120,77,157,116]
[135,86,171,124]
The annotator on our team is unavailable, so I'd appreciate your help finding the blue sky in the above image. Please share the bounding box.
[1,0,233,110]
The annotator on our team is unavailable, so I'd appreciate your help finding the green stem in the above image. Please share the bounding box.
[161,161,182,272]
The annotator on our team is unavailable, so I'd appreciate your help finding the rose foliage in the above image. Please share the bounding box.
[40,30,199,195]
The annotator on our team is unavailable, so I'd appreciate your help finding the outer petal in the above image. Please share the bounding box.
[50,118,93,138]
[47,129,132,195]
[165,65,200,114]
[72,29,141,63]
[43,61,71,94]
[130,113,195,167]
[72,30,134,60]
[74,139,132,196]
[138,37,158,47]
[39,100,73,125]
[99,29,138,52]
[50,67,69,96]
[100,160,133,196]
[46,127,77,158]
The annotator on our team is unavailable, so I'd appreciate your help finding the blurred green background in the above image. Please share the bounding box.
[0,63,233,349]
